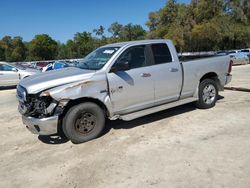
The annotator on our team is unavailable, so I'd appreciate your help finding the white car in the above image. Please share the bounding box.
[229,53,249,65]
[240,49,250,64]
[0,62,40,87]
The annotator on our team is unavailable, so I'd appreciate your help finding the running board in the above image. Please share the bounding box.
[120,98,198,121]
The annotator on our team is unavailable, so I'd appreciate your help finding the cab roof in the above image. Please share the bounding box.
[103,39,171,48]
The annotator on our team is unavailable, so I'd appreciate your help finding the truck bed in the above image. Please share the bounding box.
[179,55,230,99]
[179,54,227,62]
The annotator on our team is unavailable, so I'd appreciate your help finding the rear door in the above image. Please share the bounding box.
[0,64,19,86]
[150,43,182,105]
[107,45,155,114]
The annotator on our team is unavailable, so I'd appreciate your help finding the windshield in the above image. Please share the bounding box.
[78,47,120,70]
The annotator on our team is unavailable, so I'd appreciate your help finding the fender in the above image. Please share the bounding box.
[42,73,115,117]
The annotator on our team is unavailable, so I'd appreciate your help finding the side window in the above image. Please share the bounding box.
[118,45,147,69]
[0,64,13,71]
[151,43,172,64]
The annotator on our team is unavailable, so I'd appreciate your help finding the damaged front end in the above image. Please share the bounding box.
[18,91,57,118]
[17,85,66,135]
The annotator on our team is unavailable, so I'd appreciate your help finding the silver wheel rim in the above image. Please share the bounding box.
[202,84,216,104]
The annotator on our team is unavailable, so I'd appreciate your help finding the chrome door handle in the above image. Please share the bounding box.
[141,73,151,77]
[169,68,179,72]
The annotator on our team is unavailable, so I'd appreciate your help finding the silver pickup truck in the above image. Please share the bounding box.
[17,40,232,143]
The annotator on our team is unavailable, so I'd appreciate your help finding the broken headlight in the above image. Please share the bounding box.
[16,85,27,103]
[23,94,58,118]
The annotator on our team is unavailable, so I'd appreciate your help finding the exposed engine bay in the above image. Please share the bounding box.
[17,85,59,118]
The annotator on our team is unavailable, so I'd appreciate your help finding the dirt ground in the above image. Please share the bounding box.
[0,65,250,188]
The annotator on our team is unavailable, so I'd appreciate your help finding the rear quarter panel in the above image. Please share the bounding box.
[181,55,230,98]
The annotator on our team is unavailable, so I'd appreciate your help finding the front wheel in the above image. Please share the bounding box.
[62,102,105,144]
[196,79,218,109]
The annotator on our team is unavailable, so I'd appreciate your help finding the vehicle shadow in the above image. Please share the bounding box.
[0,86,16,90]
[38,95,224,144]
[103,102,196,133]
[103,95,224,134]
[38,134,69,145]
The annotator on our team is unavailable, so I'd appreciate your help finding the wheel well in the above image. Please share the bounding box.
[200,72,223,90]
[62,97,109,117]
[200,72,218,82]
[57,97,109,137]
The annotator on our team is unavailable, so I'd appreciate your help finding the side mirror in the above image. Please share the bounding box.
[111,59,129,72]
[12,68,18,72]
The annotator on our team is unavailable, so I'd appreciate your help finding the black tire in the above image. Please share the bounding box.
[62,102,105,144]
[196,79,218,109]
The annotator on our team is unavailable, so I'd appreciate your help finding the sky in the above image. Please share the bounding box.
[0,0,190,43]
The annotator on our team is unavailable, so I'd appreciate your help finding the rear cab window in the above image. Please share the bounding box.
[151,43,172,64]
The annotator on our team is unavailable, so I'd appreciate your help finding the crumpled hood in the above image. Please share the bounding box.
[19,67,96,94]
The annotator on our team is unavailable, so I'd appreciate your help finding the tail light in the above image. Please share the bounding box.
[228,60,233,74]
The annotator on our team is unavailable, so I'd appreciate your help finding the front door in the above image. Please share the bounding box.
[107,45,155,114]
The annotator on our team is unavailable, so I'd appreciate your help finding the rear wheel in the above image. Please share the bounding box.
[62,102,105,144]
[196,79,218,109]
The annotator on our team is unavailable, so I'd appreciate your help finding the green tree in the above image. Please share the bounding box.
[0,45,5,61]
[93,25,108,46]
[0,36,13,61]
[146,11,160,31]
[11,37,26,61]
[230,23,250,49]
[73,32,95,57]
[191,0,224,23]
[0,36,26,62]
[57,43,70,59]
[147,2,192,51]
[146,0,250,52]
[159,0,178,26]
[27,34,58,61]
[120,23,146,41]
[65,39,78,58]
[224,0,249,24]
[93,25,105,38]
[146,11,160,39]
[108,22,123,39]
[108,22,146,42]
